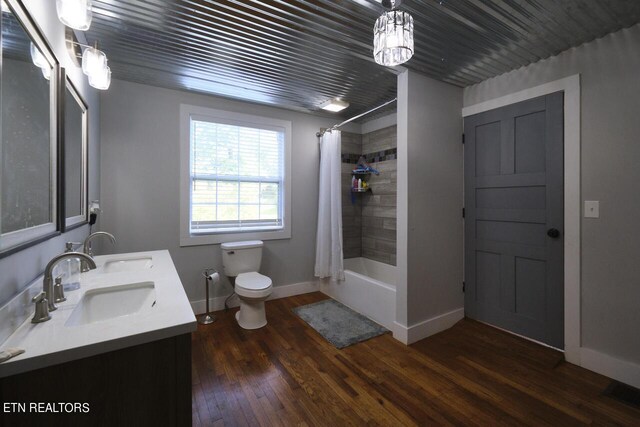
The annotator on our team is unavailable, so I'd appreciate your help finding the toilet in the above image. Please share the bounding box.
[221,240,273,329]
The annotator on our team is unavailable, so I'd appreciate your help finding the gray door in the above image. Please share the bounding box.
[464,92,564,349]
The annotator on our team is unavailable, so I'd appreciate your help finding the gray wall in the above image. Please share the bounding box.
[397,70,463,326]
[99,79,359,303]
[464,23,640,364]
[0,0,100,308]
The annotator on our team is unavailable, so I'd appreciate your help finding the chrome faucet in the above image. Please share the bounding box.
[81,231,116,272]
[42,252,97,313]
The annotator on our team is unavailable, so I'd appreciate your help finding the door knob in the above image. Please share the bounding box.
[547,228,560,238]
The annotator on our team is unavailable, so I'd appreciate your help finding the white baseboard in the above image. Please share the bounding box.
[393,308,464,345]
[190,281,319,315]
[271,280,320,300]
[579,347,640,389]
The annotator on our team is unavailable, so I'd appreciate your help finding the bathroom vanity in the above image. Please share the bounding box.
[0,250,196,426]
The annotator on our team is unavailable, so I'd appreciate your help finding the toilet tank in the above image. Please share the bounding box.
[221,240,264,277]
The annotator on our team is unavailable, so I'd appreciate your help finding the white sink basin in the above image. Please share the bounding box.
[102,257,153,273]
[66,282,156,327]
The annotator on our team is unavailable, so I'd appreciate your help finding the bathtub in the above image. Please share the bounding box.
[320,257,396,331]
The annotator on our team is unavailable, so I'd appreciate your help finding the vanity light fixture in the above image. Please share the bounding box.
[81,45,107,77]
[67,35,112,91]
[373,0,414,67]
[321,98,350,112]
[56,0,93,31]
[88,65,111,90]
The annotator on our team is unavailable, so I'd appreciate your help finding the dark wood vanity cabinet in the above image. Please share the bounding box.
[0,333,192,427]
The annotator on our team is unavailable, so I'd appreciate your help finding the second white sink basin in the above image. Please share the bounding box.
[66,282,156,327]
[102,257,153,273]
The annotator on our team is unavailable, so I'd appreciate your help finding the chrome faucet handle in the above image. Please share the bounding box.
[31,292,51,323]
[53,276,66,303]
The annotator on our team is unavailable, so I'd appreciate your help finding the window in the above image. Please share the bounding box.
[180,105,291,245]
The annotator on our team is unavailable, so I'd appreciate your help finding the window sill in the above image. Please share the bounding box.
[180,227,291,247]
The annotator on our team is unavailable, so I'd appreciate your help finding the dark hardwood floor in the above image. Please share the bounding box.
[191,292,640,426]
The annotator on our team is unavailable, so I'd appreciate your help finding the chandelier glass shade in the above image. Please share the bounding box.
[82,46,107,77]
[56,0,93,31]
[373,10,414,66]
[30,42,48,69]
[88,65,111,90]
[41,66,51,81]
[30,42,51,80]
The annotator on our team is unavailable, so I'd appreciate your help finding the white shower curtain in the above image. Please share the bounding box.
[314,130,344,281]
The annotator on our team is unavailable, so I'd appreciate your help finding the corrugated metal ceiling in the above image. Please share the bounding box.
[86,0,640,117]
[2,7,30,61]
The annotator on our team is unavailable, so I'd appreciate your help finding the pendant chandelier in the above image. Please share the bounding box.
[373,0,414,67]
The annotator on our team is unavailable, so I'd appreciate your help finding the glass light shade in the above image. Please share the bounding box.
[373,10,414,66]
[82,46,107,77]
[41,66,51,81]
[30,42,49,69]
[56,0,92,31]
[88,65,111,90]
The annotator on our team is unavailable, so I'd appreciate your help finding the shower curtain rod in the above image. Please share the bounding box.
[316,98,397,138]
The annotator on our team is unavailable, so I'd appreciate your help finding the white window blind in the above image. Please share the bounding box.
[189,117,285,234]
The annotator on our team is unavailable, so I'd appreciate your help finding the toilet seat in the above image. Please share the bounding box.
[235,272,272,298]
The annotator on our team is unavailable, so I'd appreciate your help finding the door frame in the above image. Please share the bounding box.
[462,74,581,364]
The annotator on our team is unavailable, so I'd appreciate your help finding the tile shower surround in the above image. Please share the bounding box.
[341,126,397,265]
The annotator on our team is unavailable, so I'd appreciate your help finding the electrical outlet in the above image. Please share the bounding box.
[584,201,599,218]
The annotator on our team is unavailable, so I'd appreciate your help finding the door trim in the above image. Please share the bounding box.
[462,74,582,364]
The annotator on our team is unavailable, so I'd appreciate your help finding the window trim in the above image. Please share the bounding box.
[179,104,292,246]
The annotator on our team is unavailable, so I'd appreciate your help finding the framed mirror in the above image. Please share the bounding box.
[62,74,88,230]
[0,0,60,254]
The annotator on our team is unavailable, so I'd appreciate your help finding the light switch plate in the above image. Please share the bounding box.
[584,201,599,218]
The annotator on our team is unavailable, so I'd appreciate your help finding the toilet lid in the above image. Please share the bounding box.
[236,272,272,290]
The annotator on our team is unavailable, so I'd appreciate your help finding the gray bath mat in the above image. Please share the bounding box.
[292,299,389,349]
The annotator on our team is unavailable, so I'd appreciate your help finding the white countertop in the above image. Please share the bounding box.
[0,250,196,378]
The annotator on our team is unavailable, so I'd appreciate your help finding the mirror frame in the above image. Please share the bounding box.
[0,0,61,257]
[61,70,89,231]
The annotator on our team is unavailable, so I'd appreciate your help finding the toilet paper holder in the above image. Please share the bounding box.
[199,268,219,325]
